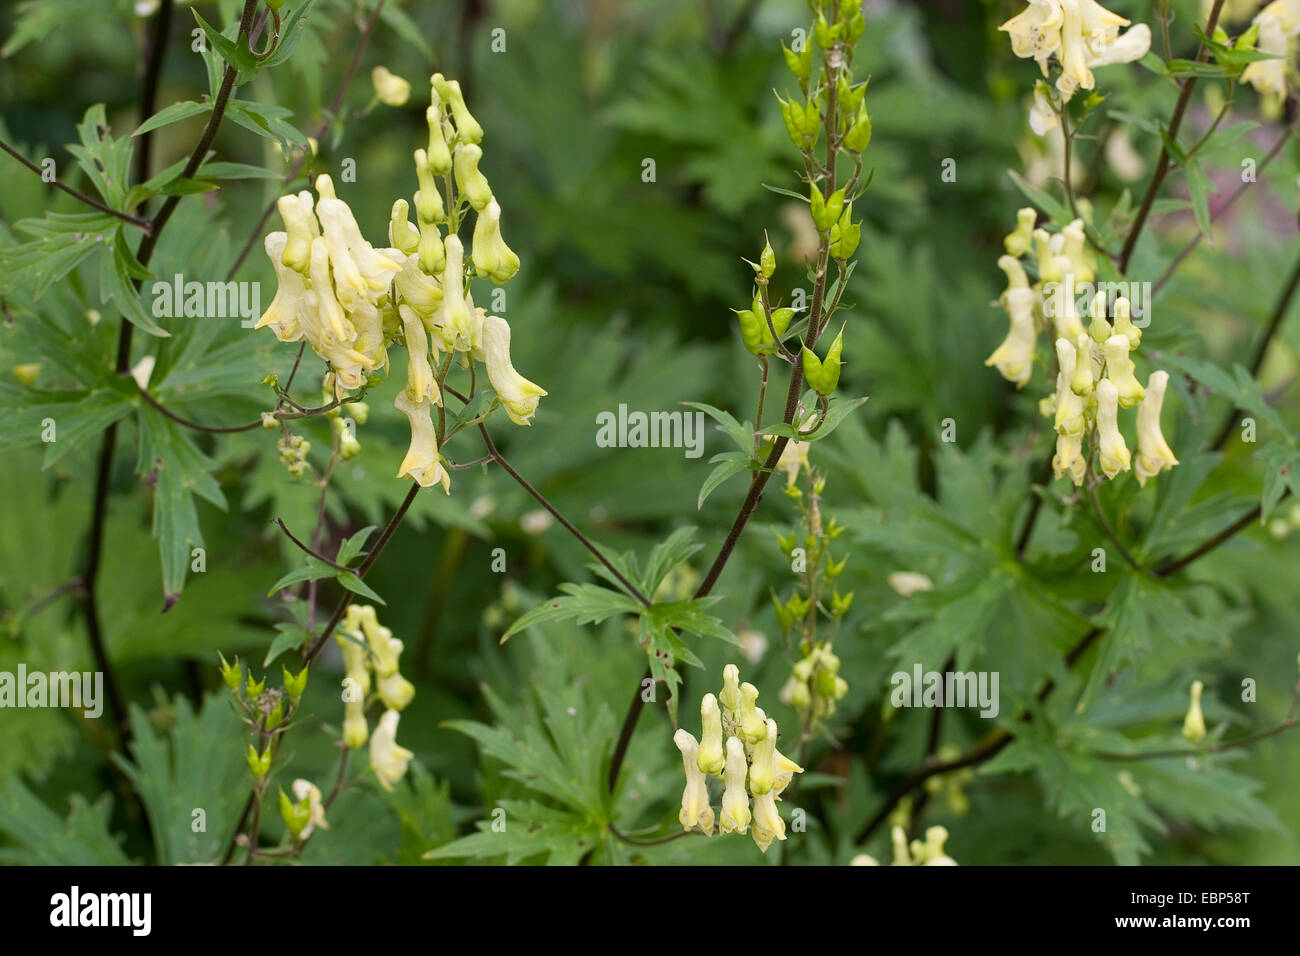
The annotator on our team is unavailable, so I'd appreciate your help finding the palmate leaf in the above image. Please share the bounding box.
[0,781,133,866]
[110,694,246,865]
[431,683,614,864]
[136,405,227,605]
[67,104,133,209]
[501,582,644,643]
[0,212,119,299]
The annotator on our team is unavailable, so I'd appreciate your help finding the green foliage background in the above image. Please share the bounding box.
[0,0,1298,865]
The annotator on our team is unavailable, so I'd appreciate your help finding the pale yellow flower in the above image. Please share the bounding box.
[369,709,414,790]
[673,729,715,834]
[1103,333,1144,408]
[291,778,329,839]
[1096,378,1131,478]
[393,388,451,492]
[697,693,726,775]
[1134,370,1178,486]
[479,315,546,426]
[1182,679,1207,743]
[986,257,1038,387]
[718,737,751,835]
[372,66,411,107]
[751,790,786,853]
[1053,339,1087,438]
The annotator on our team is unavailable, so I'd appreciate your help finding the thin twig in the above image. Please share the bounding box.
[0,138,153,231]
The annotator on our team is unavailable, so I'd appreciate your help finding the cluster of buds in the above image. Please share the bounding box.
[772,443,852,724]
[673,664,803,853]
[335,604,416,791]
[276,432,311,477]
[1000,0,1151,117]
[781,644,848,718]
[323,372,367,460]
[987,210,1178,487]
[256,71,546,495]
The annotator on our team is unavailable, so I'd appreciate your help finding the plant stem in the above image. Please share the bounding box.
[1117,0,1226,273]
[0,139,153,231]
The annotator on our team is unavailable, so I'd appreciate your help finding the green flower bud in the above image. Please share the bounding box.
[790,680,812,710]
[782,41,812,82]
[245,672,266,698]
[845,10,866,43]
[760,234,776,278]
[279,788,311,839]
[813,11,842,49]
[246,744,271,779]
[843,103,872,152]
[837,76,866,115]
[283,665,308,705]
[829,205,860,259]
[802,326,843,395]
[769,307,796,338]
[218,652,241,692]
[265,697,285,731]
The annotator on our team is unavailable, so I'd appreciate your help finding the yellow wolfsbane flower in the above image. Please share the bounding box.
[673,729,715,834]
[1134,370,1178,486]
[718,737,751,835]
[372,66,411,107]
[1053,339,1087,438]
[479,315,547,426]
[1182,680,1206,743]
[1096,378,1131,478]
[291,778,329,839]
[751,790,786,853]
[1000,0,1065,73]
[697,693,726,775]
[370,709,414,790]
[986,256,1038,387]
[393,389,450,492]
[1103,333,1144,408]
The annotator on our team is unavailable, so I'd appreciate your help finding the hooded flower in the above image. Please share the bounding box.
[1103,333,1144,408]
[256,232,308,342]
[718,737,751,835]
[1096,378,1131,478]
[1001,0,1065,73]
[372,66,411,107]
[673,729,715,833]
[452,143,493,210]
[697,693,726,775]
[986,256,1038,387]
[370,708,414,790]
[471,198,520,283]
[479,315,547,426]
[394,388,451,492]
[751,790,786,853]
[1134,370,1178,486]
[1053,338,1087,438]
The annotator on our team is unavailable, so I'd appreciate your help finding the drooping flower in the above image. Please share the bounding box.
[718,736,751,835]
[673,729,714,834]
[369,709,414,790]
[393,388,450,492]
[1103,333,1144,408]
[1242,12,1290,99]
[750,790,786,853]
[986,255,1038,387]
[1000,0,1065,73]
[697,693,726,775]
[478,315,547,426]
[372,66,411,107]
[1096,378,1131,478]
[1182,680,1207,742]
[471,198,520,283]
[1134,370,1178,486]
[1053,338,1087,438]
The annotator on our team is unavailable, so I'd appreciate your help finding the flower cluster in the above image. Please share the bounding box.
[849,825,958,866]
[335,603,416,790]
[256,72,545,494]
[986,210,1178,487]
[1001,0,1151,139]
[673,664,803,852]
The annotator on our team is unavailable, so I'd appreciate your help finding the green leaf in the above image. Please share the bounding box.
[336,525,377,566]
[681,401,752,453]
[0,781,133,865]
[110,695,247,865]
[263,1,317,68]
[67,104,133,208]
[192,9,259,76]
[0,212,118,299]
[697,451,751,509]
[136,406,227,604]
[267,556,337,596]
[762,395,869,442]
[337,570,386,605]
[263,621,311,666]
[227,99,310,153]
[134,100,212,137]
[502,583,643,642]
[195,160,281,180]
[99,235,168,338]
[1185,162,1215,237]
[1008,169,1072,226]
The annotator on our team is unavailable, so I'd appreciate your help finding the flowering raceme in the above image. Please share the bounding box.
[671,664,803,852]
[986,209,1178,488]
[256,71,545,494]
